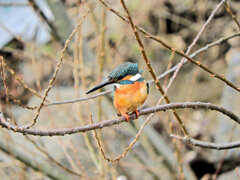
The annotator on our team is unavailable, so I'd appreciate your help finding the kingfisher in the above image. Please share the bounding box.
[86,62,149,121]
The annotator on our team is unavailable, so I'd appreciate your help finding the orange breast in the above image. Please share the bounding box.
[113,80,148,115]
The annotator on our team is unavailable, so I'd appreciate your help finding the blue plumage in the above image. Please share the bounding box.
[108,62,139,80]
[118,80,134,85]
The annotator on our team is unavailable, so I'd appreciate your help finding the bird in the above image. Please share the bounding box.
[86,62,149,121]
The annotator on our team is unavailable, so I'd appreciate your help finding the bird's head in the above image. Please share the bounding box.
[86,62,143,94]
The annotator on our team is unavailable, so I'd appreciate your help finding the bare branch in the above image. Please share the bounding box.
[45,90,112,107]
[0,102,239,137]
[171,134,240,150]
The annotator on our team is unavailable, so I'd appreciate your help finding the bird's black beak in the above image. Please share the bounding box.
[86,78,115,94]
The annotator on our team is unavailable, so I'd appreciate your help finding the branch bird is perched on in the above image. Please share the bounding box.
[86,62,149,121]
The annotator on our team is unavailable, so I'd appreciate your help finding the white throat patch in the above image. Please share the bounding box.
[113,83,122,89]
[130,73,142,81]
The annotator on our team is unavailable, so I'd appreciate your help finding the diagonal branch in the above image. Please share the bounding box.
[120,0,189,136]
[164,0,227,95]
[146,34,240,92]
[225,2,240,31]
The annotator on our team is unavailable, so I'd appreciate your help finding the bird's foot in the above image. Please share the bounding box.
[122,113,130,122]
[133,110,139,119]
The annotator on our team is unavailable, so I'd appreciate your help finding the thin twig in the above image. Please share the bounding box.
[0,102,239,137]
[0,59,10,105]
[0,56,45,101]
[91,113,154,162]
[225,2,240,31]
[189,33,240,57]
[23,10,89,129]
[171,134,240,150]
[73,7,100,171]
[0,57,14,123]
[8,94,37,110]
